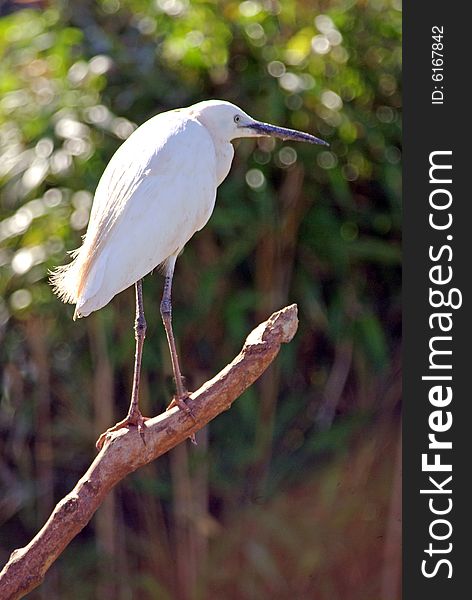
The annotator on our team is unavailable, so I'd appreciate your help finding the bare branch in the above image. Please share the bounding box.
[0,305,298,600]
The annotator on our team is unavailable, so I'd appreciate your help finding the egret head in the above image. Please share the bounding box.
[191,99,328,147]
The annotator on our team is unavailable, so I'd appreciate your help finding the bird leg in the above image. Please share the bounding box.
[96,279,149,449]
[161,261,197,444]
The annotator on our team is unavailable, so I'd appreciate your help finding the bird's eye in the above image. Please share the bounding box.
[234,115,241,124]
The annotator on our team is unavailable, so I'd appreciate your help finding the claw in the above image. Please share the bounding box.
[96,409,149,450]
[166,393,197,444]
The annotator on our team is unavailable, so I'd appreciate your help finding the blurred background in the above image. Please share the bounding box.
[0,0,401,598]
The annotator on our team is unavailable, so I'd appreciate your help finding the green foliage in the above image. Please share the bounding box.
[0,1,401,597]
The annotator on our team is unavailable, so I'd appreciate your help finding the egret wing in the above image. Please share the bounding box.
[51,111,217,315]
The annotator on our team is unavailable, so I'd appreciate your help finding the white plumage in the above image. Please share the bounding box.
[50,99,327,447]
[52,107,219,317]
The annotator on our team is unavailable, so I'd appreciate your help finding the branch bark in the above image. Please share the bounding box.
[0,304,298,600]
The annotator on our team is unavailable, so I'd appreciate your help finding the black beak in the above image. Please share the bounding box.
[245,121,329,146]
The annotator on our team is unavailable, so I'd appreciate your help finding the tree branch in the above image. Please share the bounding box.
[0,304,298,600]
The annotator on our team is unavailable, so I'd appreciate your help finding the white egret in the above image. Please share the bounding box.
[51,100,328,448]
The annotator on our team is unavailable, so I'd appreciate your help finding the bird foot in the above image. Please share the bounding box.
[166,391,192,414]
[166,392,197,445]
[96,408,149,450]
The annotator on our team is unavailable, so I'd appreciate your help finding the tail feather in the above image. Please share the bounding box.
[49,261,79,304]
[50,239,108,319]
[49,245,86,307]
[50,226,98,299]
